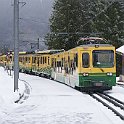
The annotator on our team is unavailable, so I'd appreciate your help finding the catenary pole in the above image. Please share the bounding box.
[14,0,19,92]
[37,38,40,50]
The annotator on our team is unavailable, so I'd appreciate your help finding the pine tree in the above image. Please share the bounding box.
[80,0,109,33]
[92,1,124,48]
[45,0,87,50]
[45,0,124,50]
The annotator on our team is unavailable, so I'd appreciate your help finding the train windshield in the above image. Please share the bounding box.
[93,50,114,68]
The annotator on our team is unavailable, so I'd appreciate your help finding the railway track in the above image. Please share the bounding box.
[116,83,124,88]
[89,92,124,120]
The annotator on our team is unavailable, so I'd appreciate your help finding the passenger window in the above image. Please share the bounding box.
[41,57,42,64]
[32,57,34,63]
[43,57,44,64]
[74,53,78,67]
[51,58,54,67]
[28,57,30,63]
[48,57,50,65]
[45,57,47,63]
[62,58,64,67]
[34,57,36,63]
[82,53,89,68]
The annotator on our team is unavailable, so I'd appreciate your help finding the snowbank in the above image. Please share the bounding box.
[0,67,25,104]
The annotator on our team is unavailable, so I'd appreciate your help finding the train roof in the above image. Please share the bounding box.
[51,44,114,55]
[77,37,108,45]
[36,49,64,54]
[17,49,64,55]
[78,44,114,48]
[79,37,105,41]
[19,51,27,54]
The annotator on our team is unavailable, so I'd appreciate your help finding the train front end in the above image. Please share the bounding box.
[78,44,116,92]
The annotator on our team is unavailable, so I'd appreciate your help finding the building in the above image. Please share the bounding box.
[116,45,124,82]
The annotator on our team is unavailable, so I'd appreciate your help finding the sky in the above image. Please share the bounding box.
[0,0,54,50]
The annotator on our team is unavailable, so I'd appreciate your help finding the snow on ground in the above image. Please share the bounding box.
[0,67,25,103]
[104,77,124,102]
[0,67,124,124]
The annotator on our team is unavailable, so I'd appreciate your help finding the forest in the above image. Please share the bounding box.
[45,0,124,50]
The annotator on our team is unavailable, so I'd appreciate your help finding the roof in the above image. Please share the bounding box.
[78,44,113,47]
[116,45,124,55]
[80,37,104,41]
[116,45,124,54]
[19,51,26,54]
[36,49,64,54]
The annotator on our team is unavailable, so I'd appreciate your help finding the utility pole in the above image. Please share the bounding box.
[37,38,40,50]
[14,0,19,92]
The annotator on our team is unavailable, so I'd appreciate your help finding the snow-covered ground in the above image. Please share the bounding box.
[0,67,124,124]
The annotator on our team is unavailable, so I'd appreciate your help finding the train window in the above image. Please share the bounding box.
[28,57,30,63]
[62,58,64,67]
[40,57,42,64]
[55,59,57,67]
[82,53,89,68]
[28,57,29,63]
[26,57,27,62]
[48,57,50,65]
[68,56,70,63]
[45,57,47,64]
[22,57,24,61]
[57,61,62,73]
[37,58,39,65]
[70,60,74,75]
[32,57,34,63]
[43,57,44,64]
[33,57,35,63]
[32,57,36,63]
[74,53,78,67]
[51,58,54,67]
[93,50,114,68]
[57,61,61,67]
[27,57,29,63]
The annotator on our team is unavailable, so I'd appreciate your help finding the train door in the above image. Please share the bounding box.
[80,50,92,73]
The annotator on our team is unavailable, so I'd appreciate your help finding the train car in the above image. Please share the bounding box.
[0,38,116,92]
[35,50,64,77]
[19,50,64,77]
[51,44,116,92]
[0,51,13,70]
[0,54,7,67]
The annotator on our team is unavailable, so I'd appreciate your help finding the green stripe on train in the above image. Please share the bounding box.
[79,73,116,87]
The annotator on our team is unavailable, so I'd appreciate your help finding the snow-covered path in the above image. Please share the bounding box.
[0,68,124,124]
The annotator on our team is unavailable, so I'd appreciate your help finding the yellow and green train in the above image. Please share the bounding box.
[0,42,116,92]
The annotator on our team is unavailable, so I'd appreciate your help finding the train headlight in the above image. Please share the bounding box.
[83,73,89,76]
[107,72,113,76]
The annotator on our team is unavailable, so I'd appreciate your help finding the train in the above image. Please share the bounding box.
[0,37,116,92]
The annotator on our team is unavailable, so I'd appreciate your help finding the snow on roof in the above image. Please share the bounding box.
[116,45,124,54]
[80,37,104,41]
